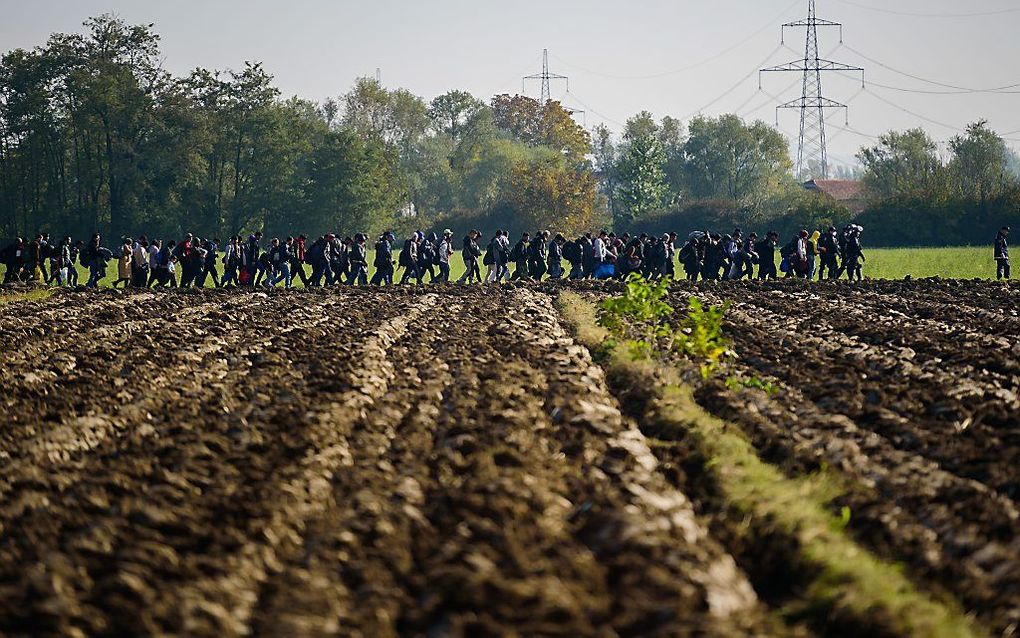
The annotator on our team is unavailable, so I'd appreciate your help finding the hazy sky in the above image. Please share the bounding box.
[4,0,1020,167]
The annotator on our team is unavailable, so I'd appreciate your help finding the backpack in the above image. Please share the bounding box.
[399,240,412,267]
[419,241,435,265]
[563,241,581,263]
[509,242,524,262]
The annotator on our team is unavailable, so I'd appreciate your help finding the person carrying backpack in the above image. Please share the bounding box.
[510,232,531,281]
[370,232,395,286]
[418,233,437,282]
[398,233,422,284]
[527,231,549,280]
[347,233,369,286]
[435,230,454,282]
[563,237,583,279]
[485,229,511,284]
[457,230,482,284]
[547,234,566,279]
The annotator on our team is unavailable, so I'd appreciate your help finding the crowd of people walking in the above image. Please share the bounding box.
[0,224,1011,287]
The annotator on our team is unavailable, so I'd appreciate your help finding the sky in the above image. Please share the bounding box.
[3,0,1020,168]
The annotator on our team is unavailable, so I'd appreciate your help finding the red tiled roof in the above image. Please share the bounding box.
[803,179,865,202]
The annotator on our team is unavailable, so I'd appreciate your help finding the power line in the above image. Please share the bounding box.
[842,44,1020,93]
[682,44,785,121]
[831,0,1020,18]
[562,90,627,129]
[834,72,1020,95]
[738,76,804,118]
[862,89,966,133]
[549,0,802,81]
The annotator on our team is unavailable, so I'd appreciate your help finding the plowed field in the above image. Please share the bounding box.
[0,280,1016,637]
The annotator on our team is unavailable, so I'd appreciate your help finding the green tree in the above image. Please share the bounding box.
[949,120,1014,205]
[682,114,790,213]
[616,112,667,229]
[858,128,944,200]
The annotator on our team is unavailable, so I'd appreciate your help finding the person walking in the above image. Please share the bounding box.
[199,238,220,287]
[510,232,531,281]
[818,227,839,280]
[807,231,820,280]
[458,230,482,284]
[221,236,240,287]
[547,234,566,279]
[112,238,133,288]
[436,230,454,282]
[370,232,395,286]
[844,227,865,281]
[131,239,149,287]
[398,233,421,284]
[414,233,434,282]
[268,237,294,288]
[756,231,779,280]
[292,235,309,287]
[995,226,1011,280]
[485,229,511,283]
[528,231,549,280]
[347,233,369,286]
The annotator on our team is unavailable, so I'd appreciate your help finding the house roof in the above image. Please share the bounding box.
[803,179,865,202]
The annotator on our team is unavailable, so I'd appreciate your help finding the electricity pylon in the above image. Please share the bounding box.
[524,49,569,104]
[760,0,864,180]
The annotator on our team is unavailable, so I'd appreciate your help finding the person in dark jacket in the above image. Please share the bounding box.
[243,232,262,286]
[198,238,220,288]
[267,237,294,287]
[1,237,26,283]
[485,229,511,283]
[457,230,482,284]
[756,231,779,280]
[292,235,309,286]
[84,233,112,288]
[843,227,865,281]
[528,231,549,280]
[547,234,566,279]
[370,232,395,285]
[510,232,531,281]
[678,236,702,281]
[347,233,369,286]
[818,227,839,280]
[579,233,595,279]
[995,226,1010,280]
[399,233,422,284]
[417,233,437,282]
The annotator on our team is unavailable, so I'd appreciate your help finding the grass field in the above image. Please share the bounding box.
[0,246,1005,291]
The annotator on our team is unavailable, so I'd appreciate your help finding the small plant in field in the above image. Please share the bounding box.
[598,275,675,360]
[598,275,734,377]
[674,297,735,379]
[726,374,779,395]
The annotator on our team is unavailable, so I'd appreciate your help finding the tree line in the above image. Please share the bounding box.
[2,15,1017,247]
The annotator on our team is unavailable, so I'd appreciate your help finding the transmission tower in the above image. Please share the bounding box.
[523,49,569,103]
[760,0,864,180]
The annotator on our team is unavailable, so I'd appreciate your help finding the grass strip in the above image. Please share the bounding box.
[557,290,984,638]
[0,288,54,306]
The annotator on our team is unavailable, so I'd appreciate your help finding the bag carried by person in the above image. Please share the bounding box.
[779,257,791,273]
[594,262,615,279]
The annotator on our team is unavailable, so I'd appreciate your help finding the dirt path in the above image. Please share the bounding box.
[0,287,770,637]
